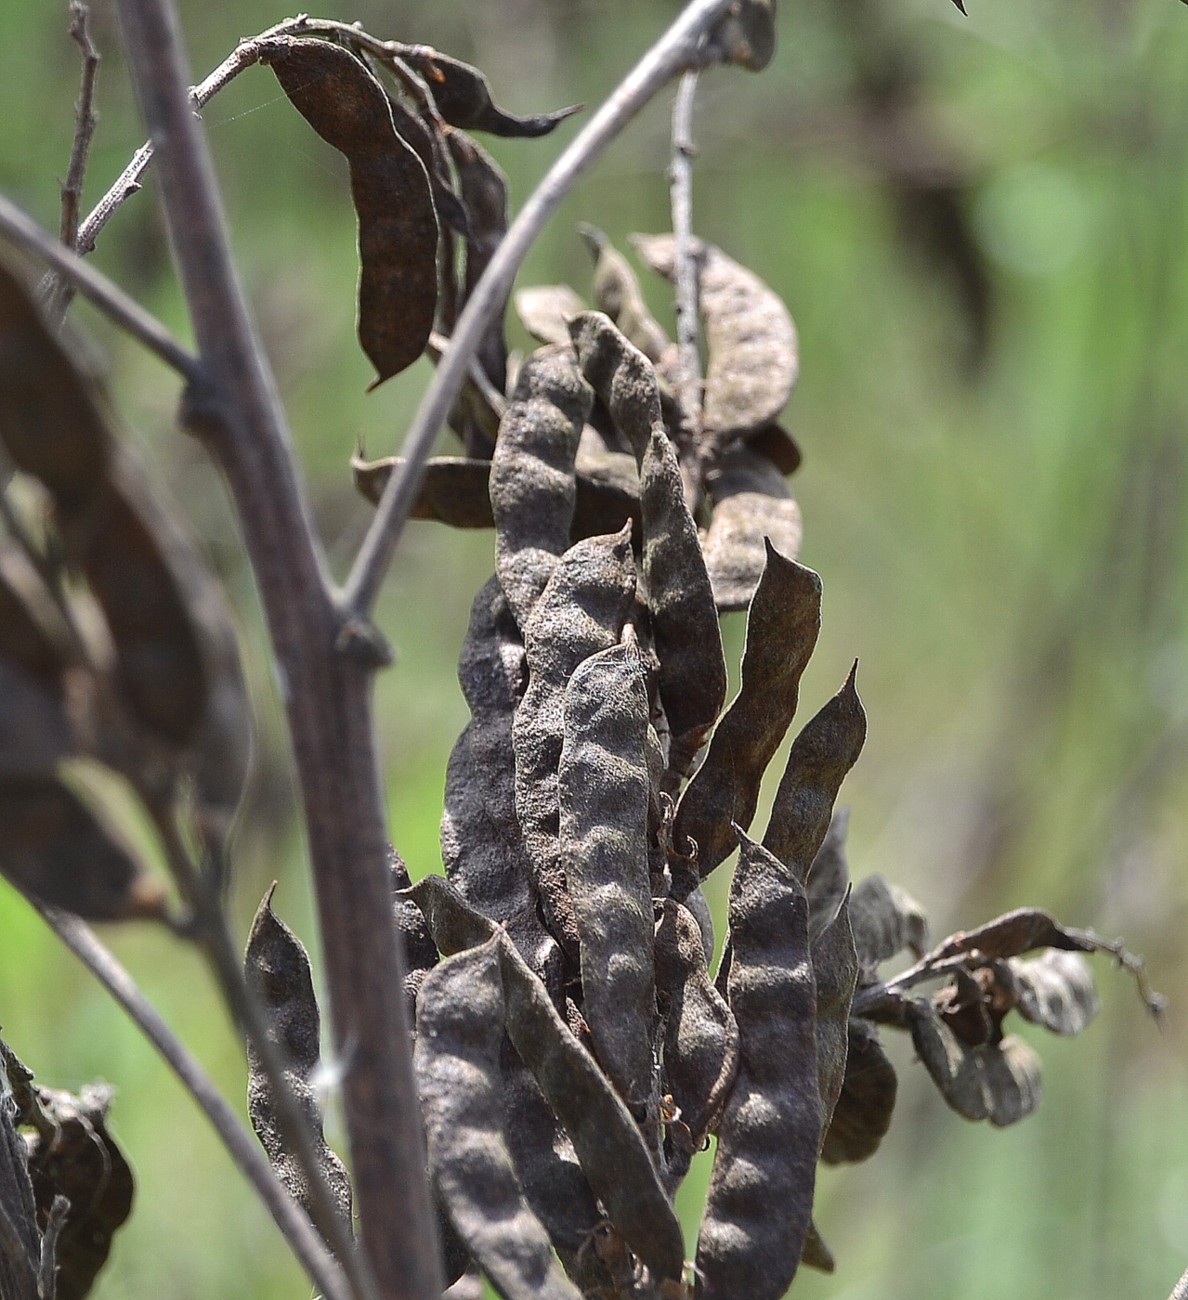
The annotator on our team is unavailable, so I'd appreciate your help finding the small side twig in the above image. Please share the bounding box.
[669,69,704,451]
[31,904,354,1300]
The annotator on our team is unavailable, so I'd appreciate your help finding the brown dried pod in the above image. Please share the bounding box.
[0,774,167,921]
[702,443,803,613]
[415,939,582,1300]
[801,1221,836,1275]
[821,1018,898,1165]
[709,0,777,71]
[673,544,821,893]
[578,225,671,364]
[697,832,820,1300]
[931,907,1112,963]
[811,894,858,1143]
[1009,950,1099,1036]
[515,284,588,347]
[568,310,660,459]
[386,94,469,240]
[805,807,852,944]
[559,643,656,1127]
[260,36,438,385]
[490,345,591,631]
[398,46,580,138]
[0,1082,39,1300]
[244,887,354,1235]
[631,234,798,443]
[848,874,930,973]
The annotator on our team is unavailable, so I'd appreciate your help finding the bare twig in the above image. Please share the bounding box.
[669,68,704,451]
[32,904,354,1300]
[0,194,201,381]
[343,0,739,617]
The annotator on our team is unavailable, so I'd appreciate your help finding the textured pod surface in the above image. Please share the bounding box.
[491,346,591,631]
[568,311,661,460]
[578,225,671,363]
[262,36,438,384]
[560,644,656,1121]
[821,1018,898,1165]
[674,544,821,891]
[0,1080,39,1300]
[244,888,353,1234]
[513,527,637,955]
[416,940,581,1300]
[848,874,930,972]
[810,896,858,1141]
[632,234,797,440]
[697,833,821,1300]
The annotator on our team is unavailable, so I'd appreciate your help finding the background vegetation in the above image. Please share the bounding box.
[2,0,1186,1295]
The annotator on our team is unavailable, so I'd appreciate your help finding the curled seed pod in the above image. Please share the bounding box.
[244,887,354,1234]
[513,527,637,956]
[568,311,659,460]
[491,346,591,631]
[560,643,656,1126]
[261,36,438,385]
[415,939,582,1300]
[515,284,588,347]
[848,874,930,972]
[653,900,739,1180]
[702,443,803,613]
[632,234,797,442]
[578,225,671,364]
[673,544,821,893]
[398,46,580,138]
[709,0,777,71]
[762,661,867,884]
[0,774,167,921]
[697,832,820,1300]
[821,1018,898,1165]
[811,895,858,1142]
[408,877,687,1285]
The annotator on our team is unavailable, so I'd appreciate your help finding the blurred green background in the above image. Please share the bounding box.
[2,0,1187,1296]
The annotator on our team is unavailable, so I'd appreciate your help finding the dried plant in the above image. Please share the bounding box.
[0,2,1168,1299]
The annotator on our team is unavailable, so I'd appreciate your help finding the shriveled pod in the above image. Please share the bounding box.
[578,224,671,364]
[821,1018,898,1165]
[696,833,820,1300]
[515,284,587,347]
[260,36,438,385]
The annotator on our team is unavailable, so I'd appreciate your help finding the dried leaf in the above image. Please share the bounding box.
[261,36,438,385]
[909,1006,1042,1126]
[399,47,580,138]
[710,0,777,71]
[821,1018,897,1165]
[673,545,821,891]
[0,774,167,921]
[560,643,656,1126]
[578,225,671,364]
[931,908,1109,963]
[632,234,797,441]
[491,346,591,631]
[415,939,582,1300]
[697,833,820,1300]
[848,875,929,971]
[702,443,803,613]
[515,285,588,347]
[1009,950,1100,1037]
[244,887,353,1234]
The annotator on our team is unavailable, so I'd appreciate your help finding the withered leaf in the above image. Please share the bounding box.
[673,544,821,892]
[560,643,656,1126]
[1009,950,1100,1037]
[408,877,686,1284]
[515,285,588,347]
[415,940,582,1300]
[244,887,353,1235]
[909,1006,1042,1126]
[931,907,1110,963]
[709,0,777,71]
[261,36,438,385]
[399,47,580,138]
[0,774,167,921]
[848,874,929,972]
[632,233,797,441]
[821,1018,897,1165]
[697,833,820,1300]
[702,443,803,613]
[578,225,671,364]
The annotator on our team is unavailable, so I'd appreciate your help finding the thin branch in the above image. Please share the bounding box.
[669,69,704,452]
[32,903,354,1300]
[0,195,201,382]
[343,0,740,617]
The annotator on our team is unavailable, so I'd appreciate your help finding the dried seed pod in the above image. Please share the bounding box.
[1009,950,1099,1036]
[702,443,803,613]
[746,420,803,476]
[632,234,797,442]
[0,774,167,921]
[261,36,438,385]
[244,887,353,1234]
[931,908,1111,963]
[909,1007,1042,1127]
[762,662,867,884]
[513,527,637,956]
[515,284,587,347]
[673,544,821,893]
[490,346,591,631]
[848,874,929,972]
[801,1221,835,1274]
[709,0,777,71]
[353,454,496,527]
[559,643,656,1124]
[568,310,660,459]
[399,47,580,138]
[389,846,439,1020]
[806,807,852,944]
[0,1085,39,1300]
[415,939,582,1300]
[653,900,739,1179]
[697,832,820,1300]
[578,225,671,364]
[386,94,469,240]
[408,878,687,1285]
[821,1018,897,1165]
[811,895,858,1144]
